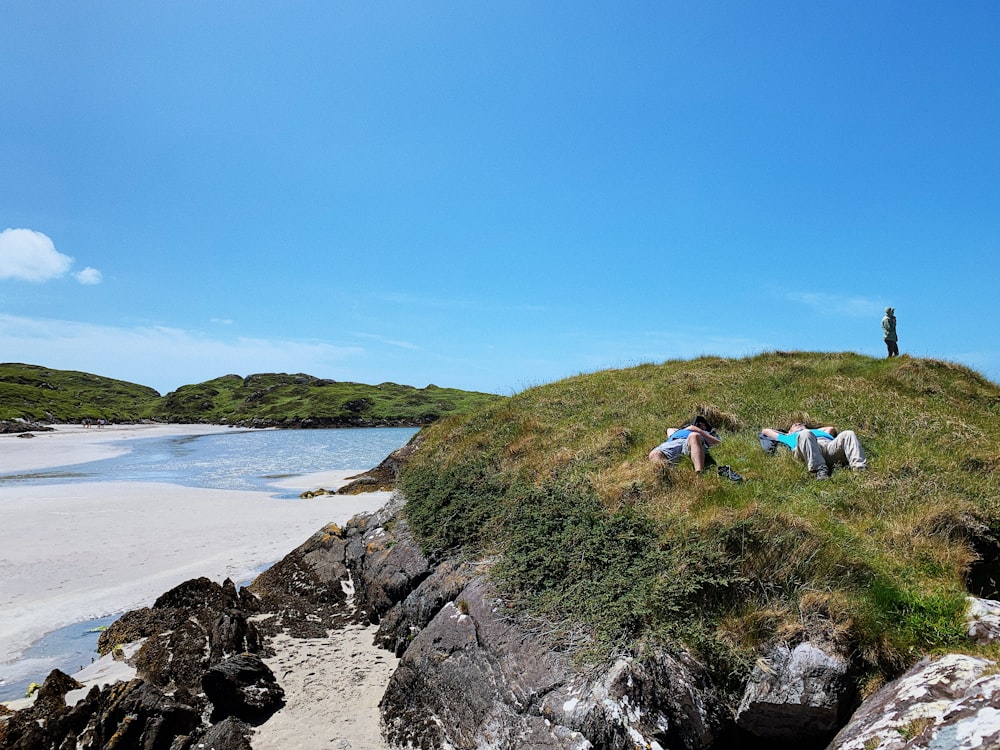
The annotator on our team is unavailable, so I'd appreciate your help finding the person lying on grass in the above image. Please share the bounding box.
[648,415,721,474]
[760,421,867,480]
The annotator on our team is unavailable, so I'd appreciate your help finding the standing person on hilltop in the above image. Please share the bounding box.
[882,306,899,358]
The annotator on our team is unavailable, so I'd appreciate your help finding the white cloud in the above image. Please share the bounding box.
[73,267,103,285]
[0,228,73,282]
[0,228,102,285]
[786,291,884,318]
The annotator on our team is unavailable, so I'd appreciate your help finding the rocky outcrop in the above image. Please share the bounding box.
[827,653,1000,750]
[7,496,1000,750]
[0,578,282,749]
[247,523,354,638]
[336,498,873,750]
[735,641,853,743]
[99,576,263,692]
[0,419,52,434]
[378,574,733,750]
[337,440,420,494]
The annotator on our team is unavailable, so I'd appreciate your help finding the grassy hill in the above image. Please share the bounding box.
[0,364,160,423]
[399,352,1000,696]
[144,373,502,426]
[0,364,502,426]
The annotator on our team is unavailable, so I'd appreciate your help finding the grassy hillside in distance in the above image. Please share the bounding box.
[0,363,160,423]
[400,352,1000,696]
[0,364,503,426]
[145,373,503,426]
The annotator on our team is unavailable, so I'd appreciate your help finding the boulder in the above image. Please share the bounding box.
[735,641,852,743]
[966,596,1000,643]
[247,523,353,638]
[202,653,285,724]
[377,576,727,750]
[827,653,1000,750]
[197,717,254,750]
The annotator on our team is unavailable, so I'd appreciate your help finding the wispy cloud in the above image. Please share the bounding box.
[785,291,885,318]
[353,332,421,350]
[0,314,364,394]
[0,228,102,285]
[375,291,546,314]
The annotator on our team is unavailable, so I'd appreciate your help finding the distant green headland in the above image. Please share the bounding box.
[0,363,503,427]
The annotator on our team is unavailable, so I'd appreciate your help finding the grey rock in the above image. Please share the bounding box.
[377,576,725,750]
[827,653,1000,750]
[344,498,433,622]
[736,641,851,742]
[966,596,1000,643]
[374,557,473,656]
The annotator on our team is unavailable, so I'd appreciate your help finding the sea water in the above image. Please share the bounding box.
[0,426,419,495]
[0,426,419,701]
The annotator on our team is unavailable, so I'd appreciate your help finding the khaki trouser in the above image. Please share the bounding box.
[794,430,867,472]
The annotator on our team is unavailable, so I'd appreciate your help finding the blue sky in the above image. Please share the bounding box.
[2,2,998,396]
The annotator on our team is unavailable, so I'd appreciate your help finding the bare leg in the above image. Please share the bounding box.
[688,434,706,473]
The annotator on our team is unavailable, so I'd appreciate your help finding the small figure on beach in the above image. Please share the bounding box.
[882,306,899,358]
[760,421,867,480]
[648,415,720,474]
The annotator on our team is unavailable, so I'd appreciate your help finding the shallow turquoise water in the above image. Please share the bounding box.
[0,426,419,495]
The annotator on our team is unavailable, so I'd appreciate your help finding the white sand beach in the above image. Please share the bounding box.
[0,423,398,746]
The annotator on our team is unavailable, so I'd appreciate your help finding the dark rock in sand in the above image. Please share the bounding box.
[247,522,354,638]
[197,717,254,750]
[202,653,285,724]
[99,577,262,692]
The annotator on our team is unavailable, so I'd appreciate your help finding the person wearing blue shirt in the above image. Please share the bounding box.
[649,415,721,474]
[760,421,867,480]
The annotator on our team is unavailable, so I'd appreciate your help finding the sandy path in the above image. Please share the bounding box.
[254,624,399,750]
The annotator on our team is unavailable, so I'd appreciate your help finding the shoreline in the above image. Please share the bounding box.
[0,424,392,687]
[0,422,243,474]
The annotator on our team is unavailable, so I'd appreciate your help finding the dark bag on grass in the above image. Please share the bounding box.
[758,433,780,455]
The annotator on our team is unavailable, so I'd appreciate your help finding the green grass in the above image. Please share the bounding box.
[143,373,502,425]
[0,364,503,425]
[400,351,1000,689]
[0,363,160,422]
